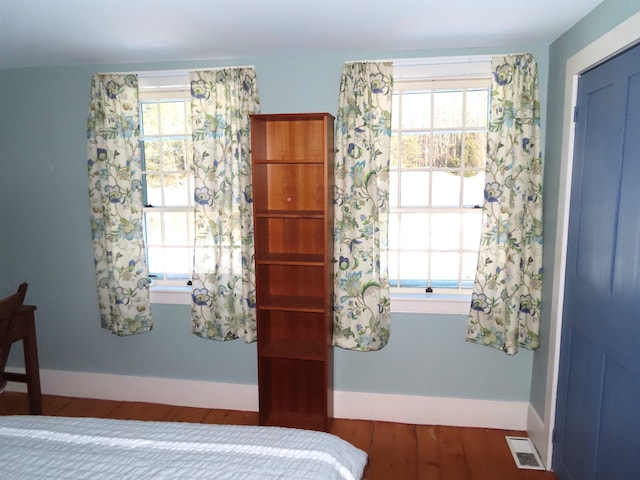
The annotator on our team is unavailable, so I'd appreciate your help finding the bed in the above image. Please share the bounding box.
[0,415,368,479]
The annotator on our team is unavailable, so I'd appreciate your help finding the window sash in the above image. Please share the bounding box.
[139,87,194,286]
[390,78,490,294]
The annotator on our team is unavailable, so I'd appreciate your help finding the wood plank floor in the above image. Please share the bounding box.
[0,392,556,479]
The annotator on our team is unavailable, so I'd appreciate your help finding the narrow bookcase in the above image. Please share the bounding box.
[250,113,335,431]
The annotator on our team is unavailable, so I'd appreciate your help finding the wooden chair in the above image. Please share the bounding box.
[0,283,42,414]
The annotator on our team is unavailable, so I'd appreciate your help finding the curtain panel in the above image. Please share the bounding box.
[467,54,544,355]
[189,68,260,342]
[87,74,153,336]
[333,62,393,351]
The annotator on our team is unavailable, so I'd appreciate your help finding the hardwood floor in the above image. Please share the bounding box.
[0,392,556,479]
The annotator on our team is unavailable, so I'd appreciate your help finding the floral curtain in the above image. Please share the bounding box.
[333,62,393,351]
[87,74,153,336]
[189,68,260,342]
[467,54,543,355]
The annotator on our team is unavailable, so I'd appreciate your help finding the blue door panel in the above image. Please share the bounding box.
[613,72,640,303]
[596,357,640,479]
[560,329,601,480]
[575,79,621,292]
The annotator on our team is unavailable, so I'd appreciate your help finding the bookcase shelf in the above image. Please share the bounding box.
[253,210,325,218]
[256,295,325,312]
[251,113,334,432]
[256,252,324,266]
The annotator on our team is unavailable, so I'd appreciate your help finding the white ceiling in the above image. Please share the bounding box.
[0,0,603,70]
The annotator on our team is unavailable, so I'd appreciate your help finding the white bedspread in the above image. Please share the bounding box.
[0,415,367,480]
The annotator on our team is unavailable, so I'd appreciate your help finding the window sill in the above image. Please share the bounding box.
[150,285,191,305]
[150,286,470,315]
[390,293,471,315]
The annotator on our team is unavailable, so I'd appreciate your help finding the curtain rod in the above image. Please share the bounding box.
[345,54,511,66]
[97,66,255,76]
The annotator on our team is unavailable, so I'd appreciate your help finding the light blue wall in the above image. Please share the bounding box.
[0,43,548,403]
[0,83,11,292]
[530,0,640,418]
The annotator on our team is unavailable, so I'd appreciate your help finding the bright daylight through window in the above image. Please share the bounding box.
[390,77,490,294]
[139,80,194,287]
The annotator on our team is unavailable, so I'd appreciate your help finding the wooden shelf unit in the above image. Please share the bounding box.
[251,113,334,431]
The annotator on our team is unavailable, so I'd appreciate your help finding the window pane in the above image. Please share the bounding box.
[145,174,162,206]
[433,90,462,128]
[188,211,194,241]
[143,140,161,171]
[400,92,431,129]
[145,211,162,245]
[388,212,399,249]
[431,252,460,288]
[462,172,485,207]
[433,132,461,168]
[389,171,399,208]
[141,103,159,136]
[164,212,190,246]
[461,252,479,288]
[462,212,483,250]
[163,173,191,206]
[390,135,399,167]
[388,250,399,287]
[431,213,460,250]
[464,132,487,169]
[147,247,165,276]
[400,132,430,168]
[465,89,489,128]
[399,251,428,288]
[392,93,400,130]
[164,247,191,278]
[400,213,429,249]
[431,171,461,207]
[163,139,188,171]
[159,101,186,135]
[400,171,430,207]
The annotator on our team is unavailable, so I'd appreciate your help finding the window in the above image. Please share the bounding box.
[139,76,194,287]
[389,76,490,295]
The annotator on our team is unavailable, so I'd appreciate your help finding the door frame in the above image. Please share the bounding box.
[534,10,640,469]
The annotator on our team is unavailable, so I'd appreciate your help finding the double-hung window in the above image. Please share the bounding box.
[138,75,194,289]
[389,64,491,308]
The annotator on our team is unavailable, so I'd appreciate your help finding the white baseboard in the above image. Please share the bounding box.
[334,389,528,430]
[5,368,528,430]
[526,403,549,470]
[40,369,260,412]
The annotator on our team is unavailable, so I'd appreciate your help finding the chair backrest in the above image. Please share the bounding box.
[0,283,27,315]
[0,283,28,374]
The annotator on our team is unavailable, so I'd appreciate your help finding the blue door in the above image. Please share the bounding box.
[553,43,640,479]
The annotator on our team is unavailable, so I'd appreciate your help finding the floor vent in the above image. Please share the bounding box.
[505,436,545,470]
